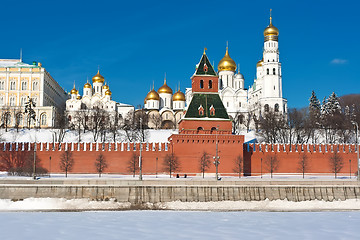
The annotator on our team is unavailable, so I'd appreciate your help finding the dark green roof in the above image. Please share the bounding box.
[195,54,217,76]
[184,93,230,119]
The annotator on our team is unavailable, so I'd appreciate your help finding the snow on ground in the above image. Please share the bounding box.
[0,128,178,143]
[0,210,359,240]
[1,198,360,212]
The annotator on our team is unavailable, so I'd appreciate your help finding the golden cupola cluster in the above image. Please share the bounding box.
[103,83,109,90]
[172,89,186,102]
[263,10,279,41]
[157,78,173,94]
[84,82,92,88]
[70,85,78,95]
[92,70,105,83]
[105,89,112,96]
[218,47,237,72]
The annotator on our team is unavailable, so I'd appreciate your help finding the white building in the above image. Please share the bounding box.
[185,14,287,130]
[144,78,186,129]
[0,59,67,128]
[66,70,134,125]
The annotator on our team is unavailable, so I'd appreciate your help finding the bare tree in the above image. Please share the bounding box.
[264,155,280,178]
[59,150,74,178]
[1,105,11,132]
[127,152,139,177]
[109,113,120,142]
[199,151,211,178]
[53,111,68,143]
[122,109,149,142]
[89,106,109,142]
[329,151,344,179]
[72,111,85,142]
[298,153,310,179]
[24,97,36,129]
[233,155,243,178]
[94,153,108,177]
[148,112,162,130]
[163,153,179,178]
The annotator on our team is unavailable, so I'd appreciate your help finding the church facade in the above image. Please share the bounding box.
[66,70,134,126]
[185,14,287,131]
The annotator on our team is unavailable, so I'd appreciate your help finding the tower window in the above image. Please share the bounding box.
[264,104,269,112]
[273,68,276,75]
[208,80,212,89]
[200,80,204,89]
[267,69,269,75]
[275,104,279,112]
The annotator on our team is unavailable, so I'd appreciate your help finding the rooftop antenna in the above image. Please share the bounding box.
[20,48,22,62]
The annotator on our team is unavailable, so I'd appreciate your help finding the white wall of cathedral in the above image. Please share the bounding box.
[146,100,159,110]
[172,100,185,111]
[159,93,172,109]
[234,75,244,90]
[219,70,235,89]
[83,87,92,97]
[93,82,103,95]
[260,98,287,115]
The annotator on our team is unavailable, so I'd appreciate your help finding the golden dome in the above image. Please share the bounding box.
[158,78,173,94]
[84,82,92,88]
[172,90,185,101]
[105,89,112,96]
[263,10,279,40]
[76,95,81,100]
[92,70,105,83]
[145,89,160,101]
[103,84,109,90]
[70,87,78,95]
[218,47,236,72]
[256,59,263,67]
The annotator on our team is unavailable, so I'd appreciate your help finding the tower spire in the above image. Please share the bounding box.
[164,73,167,84]
[269,9,272,25]
[238,64,240,74]
[203,47,207,55]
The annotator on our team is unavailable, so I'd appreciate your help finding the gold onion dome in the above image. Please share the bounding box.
[158,79,173,94]
[263,11,279,37]
[218,47,236,72]
[172,89,185,101]
[70,87,78,95]
[256,59,263,67]
[145,89,160,101]
[84,82,92,88]
[105,89,112,95]
[103,84,109,90]
[92,70,105,83]
[76,95,81,100]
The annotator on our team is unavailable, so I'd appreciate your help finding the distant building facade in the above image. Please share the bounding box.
[0,59,67,128]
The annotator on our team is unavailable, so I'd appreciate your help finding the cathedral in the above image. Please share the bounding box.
[66,70,134,124]
[144,78,186,129]
[184,13,287,131]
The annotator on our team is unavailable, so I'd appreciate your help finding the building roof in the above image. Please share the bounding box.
[0,59,40,68]
[194,52,217,76]
[184,93,229,119]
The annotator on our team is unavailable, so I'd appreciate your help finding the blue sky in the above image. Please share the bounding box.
[1,0,359,108]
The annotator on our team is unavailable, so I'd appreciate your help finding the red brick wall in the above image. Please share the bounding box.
[191,76,218,93]
[1,141,358,176]
[244,143,359,176]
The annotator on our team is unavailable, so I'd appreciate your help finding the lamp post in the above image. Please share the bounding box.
[156,157,158,178]
[213,125,220,181]
[33,141,36,180]
[139,118,143,181]
[351,121,360,181]
[349,159,351,179]
[49,156,52,178]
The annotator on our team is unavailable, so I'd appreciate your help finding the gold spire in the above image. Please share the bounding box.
[203,47,207,55]
[158,75,173,94]
[70,83,78,95]
[218,45,236,72]
[263,9,279,41]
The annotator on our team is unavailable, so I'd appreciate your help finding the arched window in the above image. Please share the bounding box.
[0,81,4,90]
[197,127,203,133]
[267,69,269,75]
[200,80,204,89]
[273,68,276,75]
[275,104,279,112]
[21,82,27,90]
[41,113,47,125]
[0,96,4,106]
[210,127,217,134]
[264,104,269,112]
[32,82,38,90]
[10,81,16,90]
[9,97,15,106]
[208,80,212,89]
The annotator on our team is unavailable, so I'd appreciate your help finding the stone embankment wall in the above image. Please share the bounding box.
[1,180,359,203]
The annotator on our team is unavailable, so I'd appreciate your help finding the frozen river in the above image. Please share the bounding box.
[1,211,359,240]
